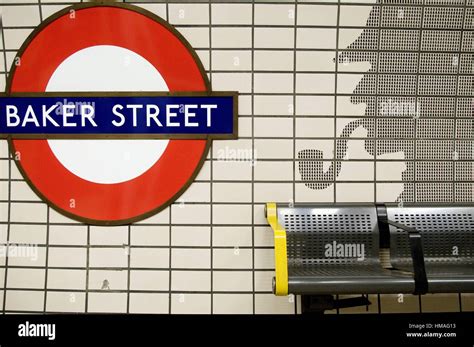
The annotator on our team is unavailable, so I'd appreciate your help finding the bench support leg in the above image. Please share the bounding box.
[302,295,371,314]
[385,220,428,295]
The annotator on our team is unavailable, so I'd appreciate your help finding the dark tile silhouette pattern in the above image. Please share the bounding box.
[298,0,473,203]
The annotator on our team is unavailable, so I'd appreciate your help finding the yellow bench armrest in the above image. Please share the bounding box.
[266,202,288,296]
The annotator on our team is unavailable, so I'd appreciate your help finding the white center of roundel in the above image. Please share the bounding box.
[46,45,170,184]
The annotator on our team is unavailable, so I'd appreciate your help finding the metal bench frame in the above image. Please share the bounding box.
[266,202,474,301]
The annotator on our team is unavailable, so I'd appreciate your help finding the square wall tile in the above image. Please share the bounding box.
[255,4,294,26]
[211,4,252,25]
[179,182,210,203]
[49,225,87,245]
[213,248,252,269]
[9,224,46,244]
[46,292,85,313]
[255,294,295,314]
[88,293,127,313]
[461,294,474,312]
[5,290,44,312]
[212,28,251,48]
[298,5,338,26]
[11,181,40,201]
[48,247,86,268]
[47,269,86,290]
[172,248,210,269]
[10,203,47,223]
[7,246,46,267]
[171,271,210,291]
[213,205,252,225]
[296,96,335,116]
[212,227,252,247]
[380,294,420,313]
[421,294,460,313]
[254,161,293,181]
[90,226,128,246]
[254,95,293,116]
[254,271,274,292]
[254,51,294,71]
[213,294,253,314]
[168,4,209,25]
[129,293,169,314]
[254,226,274,247]
[130,248,169,269]
[131,226,169,246]
[296,51,336,72]
[336,183,374,202]
[255,28,294,49]
[171,226,210,247]
[176,27,209,48]
[7,268,45,289]
[254,117,294,138]
[90,247,128,268]
[254,139,294,159]
[254,73,294,93]
[297,28,337,49]
[171,293,211,314]
[212,50,251,71]
[1,6,41,27]
[254,248,274,269]
[88,270,128,291]
[254,183,293,203]
[130,270,169,291]
[171,204,210,224]
[213,183,252,203]
[136,207,169,224]
[213,271,253,292]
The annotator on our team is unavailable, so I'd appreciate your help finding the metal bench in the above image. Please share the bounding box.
[385,205,474,293]
[265,203,474,311]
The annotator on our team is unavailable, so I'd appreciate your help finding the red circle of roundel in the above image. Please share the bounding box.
[8,4,209,225]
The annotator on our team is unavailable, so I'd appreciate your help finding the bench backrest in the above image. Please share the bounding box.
[387,205,474,271]
[277,205,380,268]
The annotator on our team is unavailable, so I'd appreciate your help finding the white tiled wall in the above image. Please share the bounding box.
[0,0,473,314]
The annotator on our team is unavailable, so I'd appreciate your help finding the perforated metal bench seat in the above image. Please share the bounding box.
[287,265,414,295]
[387,205,474,293]
[265,203,474,296]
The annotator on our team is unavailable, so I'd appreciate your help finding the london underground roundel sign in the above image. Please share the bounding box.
[0,4,238,225]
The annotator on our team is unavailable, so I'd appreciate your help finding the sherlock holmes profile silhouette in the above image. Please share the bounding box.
[299,0,473,203]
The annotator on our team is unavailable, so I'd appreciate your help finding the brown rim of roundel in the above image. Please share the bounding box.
[4,2,232,226]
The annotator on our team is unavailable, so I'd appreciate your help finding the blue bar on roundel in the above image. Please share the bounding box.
[0,94,237,137]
